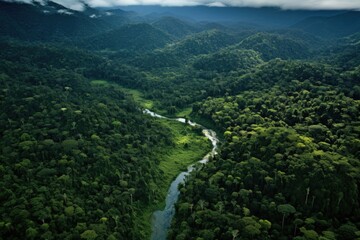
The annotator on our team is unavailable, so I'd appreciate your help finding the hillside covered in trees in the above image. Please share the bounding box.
[0,41,180,239]
[169,61,360,240]
[0,1,359,239]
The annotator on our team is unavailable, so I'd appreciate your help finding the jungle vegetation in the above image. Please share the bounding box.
[0,1,359,239]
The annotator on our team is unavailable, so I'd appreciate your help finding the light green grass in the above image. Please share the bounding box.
[90,80,156,109]
[175,107,192,118]
[122,87,155,109]
[90,79,110,87]
[91,79,195,117]
[157,119,209,182]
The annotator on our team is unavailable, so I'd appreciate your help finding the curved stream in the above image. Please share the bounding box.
[143,109,219,240]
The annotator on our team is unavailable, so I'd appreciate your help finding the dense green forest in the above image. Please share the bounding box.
[0,1,360,239]
[0,42,177,239]
[0,40,210,239]
[169,62,360,239]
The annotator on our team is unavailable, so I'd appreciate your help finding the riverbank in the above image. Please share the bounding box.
[133,119,211,239]
[90,80,212,239]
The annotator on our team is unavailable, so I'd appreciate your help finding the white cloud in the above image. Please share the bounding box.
[53,0,85,10]
[207,2,227,7]
[57,9,74,14]
[13,0,86,10]
[10,0,360,10]
[222,0,360,10]
[96,0,360,9]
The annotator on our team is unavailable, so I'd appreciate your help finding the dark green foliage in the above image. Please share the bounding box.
[324,34,360,70]
[0,0,111,41]
[170,60,360,239]
[224,59,351,96]
[151,16,198,39]
[126,30,241,70]
[83,23,173,52]
[271,29,325,50]
[236,32,312,60]
[129,50,182,69]
[293,12,360,38]
[0,42,174,239]
[193,49,263,72]
[0,41,104,71]
[1,7,360,240]
[164,30,239,58]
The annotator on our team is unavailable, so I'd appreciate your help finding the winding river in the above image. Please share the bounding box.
[143,109,219,240]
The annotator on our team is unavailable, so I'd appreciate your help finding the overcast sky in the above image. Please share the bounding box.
[17,0,360,11]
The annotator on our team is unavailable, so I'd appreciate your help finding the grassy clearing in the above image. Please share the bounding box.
[91,79,196,118]
[175,107,192,118]
[122,87,155,110]
[90,79,110,87]
[90,80,156,109]
[157,119,210,183]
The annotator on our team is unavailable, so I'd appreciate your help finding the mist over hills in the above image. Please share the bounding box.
[0,0,112,41]
[1,0,359,72]
[118,5,346,27]
[1,0,360,42]
[293,11,360,38]
[83,23,173,51]
[151,16,198,38]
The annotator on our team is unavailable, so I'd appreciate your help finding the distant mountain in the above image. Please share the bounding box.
[100,8,140,27]
[128,50,182,69]
[226,21,266,31]
[193,49,264,73]
[83,23,173,52]
[321,33,360,70]
[292,11,360,38]
[124,29,239,69]
[270,29,325,49]
[198,22,229,31]
[151,16,197,38]
[343,32,360,45]
[82,2,103,17]
[0,0,111,41]
[164,30,238,57]
[236,32,312,60]
[333,44,360,70]
[0,40,104,70]
[119,5,345,27]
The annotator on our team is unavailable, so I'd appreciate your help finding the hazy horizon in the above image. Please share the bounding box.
[7,0,360,11]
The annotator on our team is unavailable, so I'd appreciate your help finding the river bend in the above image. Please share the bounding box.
[143,109,219,240]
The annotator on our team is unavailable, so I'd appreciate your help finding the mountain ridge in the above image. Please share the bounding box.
[118,5,347,27]
[292,11,360,38]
